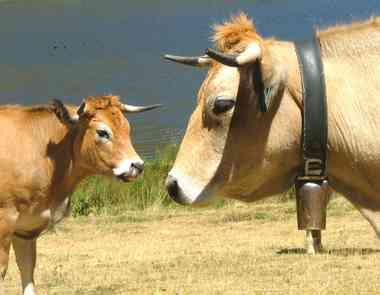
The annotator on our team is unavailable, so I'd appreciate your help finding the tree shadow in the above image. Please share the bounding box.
[276,247,380,256]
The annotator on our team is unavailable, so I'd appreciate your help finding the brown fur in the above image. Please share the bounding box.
[0,95,143,293]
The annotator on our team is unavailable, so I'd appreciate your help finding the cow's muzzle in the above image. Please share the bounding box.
[116,161,144,182]
[165,175,189,205]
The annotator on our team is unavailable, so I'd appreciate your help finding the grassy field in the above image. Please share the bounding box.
[4,197,380,295]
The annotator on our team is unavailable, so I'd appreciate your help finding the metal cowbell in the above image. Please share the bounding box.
[295,179,330,230]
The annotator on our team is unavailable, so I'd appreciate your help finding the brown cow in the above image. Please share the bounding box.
[0,95,160,294]
[165,13,380,254]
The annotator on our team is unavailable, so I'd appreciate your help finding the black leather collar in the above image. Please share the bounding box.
[14,228,44,240]
[295,33,328,178]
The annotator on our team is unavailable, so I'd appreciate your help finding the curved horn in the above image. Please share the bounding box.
[122,104,162,113]
[206,43,262,67]
[164,54,211,67]
[205,49,240,67]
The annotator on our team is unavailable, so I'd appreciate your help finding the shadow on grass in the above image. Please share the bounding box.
[276,247,380,256]
[276,248,306,255]
[325,248,380,256]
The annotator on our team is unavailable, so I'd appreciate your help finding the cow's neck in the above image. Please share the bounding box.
[35,118,88,208]
[320,23,380,209]
[318,19,380,60]
[46,127,83,203]
[242,22,380,207]
[285,21,380,209]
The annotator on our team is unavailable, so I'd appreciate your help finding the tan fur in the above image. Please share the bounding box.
[0,95,143,293]
[212,13,263,53]
[318,16,380,39]
[168,14,380,252]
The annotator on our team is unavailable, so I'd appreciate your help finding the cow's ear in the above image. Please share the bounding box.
[77,101,86,116]
[253,46,287,112]
[76,101,96,119]
[51,99,79,126]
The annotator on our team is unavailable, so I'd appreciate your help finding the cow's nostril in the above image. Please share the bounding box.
[131,162,144,174]
[166,175,179,200]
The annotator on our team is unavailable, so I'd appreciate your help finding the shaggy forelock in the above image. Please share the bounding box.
[211,12,262,53]
[84,95,123,110]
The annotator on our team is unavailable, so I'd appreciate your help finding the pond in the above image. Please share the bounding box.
[1,0,379,158]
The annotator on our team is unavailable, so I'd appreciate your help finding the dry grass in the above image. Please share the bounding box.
[4,197,380,295]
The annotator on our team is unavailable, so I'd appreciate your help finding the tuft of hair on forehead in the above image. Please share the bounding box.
[212,12,263,53]
[84,95,123,110]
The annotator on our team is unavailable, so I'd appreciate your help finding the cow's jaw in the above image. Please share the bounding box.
[166,168,218,205]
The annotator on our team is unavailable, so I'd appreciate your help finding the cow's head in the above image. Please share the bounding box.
[52,95,161,182]
[165,13,303,205]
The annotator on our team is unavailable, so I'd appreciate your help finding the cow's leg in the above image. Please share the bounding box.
[356,207,380,238]
[0,234,11,280]
[0,237,11,295]
[12,236,37,295]
[305,230,323,254]
[0,207,18,293]
[303,187,331,254]
[0,235,11,280]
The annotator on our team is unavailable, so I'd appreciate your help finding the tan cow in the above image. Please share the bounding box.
[165,13,380,254]
[0,95,160,294]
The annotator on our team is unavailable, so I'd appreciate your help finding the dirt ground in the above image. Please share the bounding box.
[4,198,380,295]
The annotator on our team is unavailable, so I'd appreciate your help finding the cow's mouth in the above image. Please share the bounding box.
[114,162,143,183]
[116,173,139,182]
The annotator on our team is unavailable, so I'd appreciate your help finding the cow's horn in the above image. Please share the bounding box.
[206,43,262,67]
[164,54,211,67]
[51,99,79,125]
[122,104,162,113]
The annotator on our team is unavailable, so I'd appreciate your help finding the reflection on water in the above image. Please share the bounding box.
[1,0,380,158]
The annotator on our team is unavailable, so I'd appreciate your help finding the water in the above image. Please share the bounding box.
[1,0,380,158]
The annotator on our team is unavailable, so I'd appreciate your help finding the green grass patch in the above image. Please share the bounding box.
[327,196,355,217]
[71,144,179,216]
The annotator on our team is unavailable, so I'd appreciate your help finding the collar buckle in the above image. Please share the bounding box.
[305,158,323,176]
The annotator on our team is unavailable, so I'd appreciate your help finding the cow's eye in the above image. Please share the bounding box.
[213,98,235,115]
[96,129,111,140]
